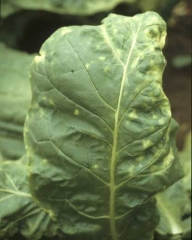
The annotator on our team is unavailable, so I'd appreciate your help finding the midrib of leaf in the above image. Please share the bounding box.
[0,171,32,199]
[109,17,143,240]
[156,195,183,234]
[11,208,42,223]
[0,188,31,198]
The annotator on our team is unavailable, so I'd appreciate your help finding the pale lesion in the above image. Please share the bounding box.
[65,35,116,112]
[100,25,124,67]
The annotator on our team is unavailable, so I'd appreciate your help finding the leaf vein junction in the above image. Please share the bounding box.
[66,36,115,112]
[51,140,109,186]
[43,67,113,134]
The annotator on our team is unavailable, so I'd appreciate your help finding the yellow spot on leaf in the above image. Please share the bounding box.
[136,155,144,162]
[49,99,55,106]
[92,164,98,169]
[163,148,174,168]
[143,139,153,149]
[129,110,137,119]
[42,159,48,164]
[158,118,165,125]
[34,55,44,63]
[116,49,121,57]
[99,56,106,61]
[61,28,72,36]
[74,109,80,115]
[152,115,158,119]
[104,66,110,73]
[85,63,90,69]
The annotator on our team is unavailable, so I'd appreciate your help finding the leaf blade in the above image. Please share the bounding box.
[25,12,183,240]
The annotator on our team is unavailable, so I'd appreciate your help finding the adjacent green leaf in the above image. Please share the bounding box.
[0,44,34,160]
[1,0,169,19]
[136,0,166,12]
[172,55,191,68]
[156,182,188,236]
[1,0,20,18]
[179,132,191,193]
[0,156,59,239]
[155,132,191,238]
[25,12,183,240]
[1,0,135,17]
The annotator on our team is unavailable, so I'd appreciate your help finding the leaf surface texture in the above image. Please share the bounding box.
[25,12,183,240]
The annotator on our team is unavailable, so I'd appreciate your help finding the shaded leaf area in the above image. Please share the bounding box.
[155,132,191,239]
[1,0,134,17]
[24,12,183,240]
[0,156,59,239]
[1,0,167,18]
[179,133,191,194]
[0,44,34,160]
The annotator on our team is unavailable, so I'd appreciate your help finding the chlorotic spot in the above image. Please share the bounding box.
[136,155,144,162]
[158,118,165,125]
[104,66,110,73]
[129,110,138,119]
[74,109,80,115]
[150,165,159,173]
[128,164,135,176]
[152,114,158,119]
[142,139,153,149]
[61,28,72,36]
[85,63,90,69]
[92,164,98,169]
[34,55,44,63]
[163,148,174,168]
[42,159,48,164]
[99,56,106,61]
[49,99,55,106]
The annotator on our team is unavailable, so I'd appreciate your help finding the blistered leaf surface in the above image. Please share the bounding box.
[25,12,183,240]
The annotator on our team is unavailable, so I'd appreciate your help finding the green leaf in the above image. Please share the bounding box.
[179,132,191,193]
[155,132,191,237]
[172,55,191,68]
[156,182,188,236]
[25,12,183,240]
[0,156,58,239]
[1,0,136,17]
[136,0,166,12]
[0,44,34,160]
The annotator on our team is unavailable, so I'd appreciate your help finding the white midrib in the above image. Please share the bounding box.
[156,196,183,234]
[0,188,31,198]
[109,20,142,240]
